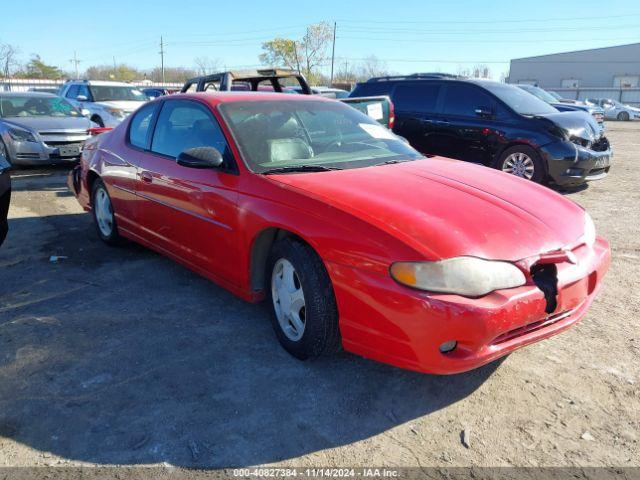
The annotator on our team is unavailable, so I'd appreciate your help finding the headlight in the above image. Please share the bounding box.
[8,126,37,143]
[390,257,526,297]
[106,108,125,118]
[582,212,596,247]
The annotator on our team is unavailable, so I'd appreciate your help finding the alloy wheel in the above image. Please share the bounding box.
[94,187,114,237]
[271,258,306,341]
[502,152,535,179]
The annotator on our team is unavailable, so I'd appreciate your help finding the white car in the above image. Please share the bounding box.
[586,98,640,121]
[59,80,147,127]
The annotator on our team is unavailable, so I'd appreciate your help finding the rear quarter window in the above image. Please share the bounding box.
[350,82,393,97]
[392,82,441,113]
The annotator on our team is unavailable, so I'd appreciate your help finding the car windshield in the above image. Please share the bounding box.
[219,100,423,173]
[520,85,558,104]
[0,95,81,118]
[548,91,562,100]
[90,86,146,102]
[484,84,558,115]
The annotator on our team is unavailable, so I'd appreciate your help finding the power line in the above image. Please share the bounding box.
[337,36,640,44]
[69,51,82,78]
[336,12,640,25]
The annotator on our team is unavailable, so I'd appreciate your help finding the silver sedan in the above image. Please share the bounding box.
[586,98,640,121]
[0,92,96,166]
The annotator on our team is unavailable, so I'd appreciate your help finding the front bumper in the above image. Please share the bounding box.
[5,136,88,166]
[541,139,612,187]
[328,237,610,374]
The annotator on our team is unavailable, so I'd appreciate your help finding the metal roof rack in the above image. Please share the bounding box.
[366,72,462,82]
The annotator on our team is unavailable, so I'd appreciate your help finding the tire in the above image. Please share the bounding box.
[266,238,341,360]
[617,111,629,121]
[0,138,12,164]
[494,145,546,184]
[91,116,105,128]
[91,178,122,245]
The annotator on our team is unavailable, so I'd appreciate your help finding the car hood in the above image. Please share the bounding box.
[94,101,145,111]
[268,159,586,262]
[2,115,91,132]
[534,110,603,142]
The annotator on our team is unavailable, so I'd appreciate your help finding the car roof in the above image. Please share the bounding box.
[360,76,508,88]
[0,91,57,97]
[168,91,334,106]
[67,80,136,87]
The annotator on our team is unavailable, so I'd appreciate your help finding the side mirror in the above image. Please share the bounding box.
[177,147,224,169]
[76,95,88,102]
[475,107,493,118]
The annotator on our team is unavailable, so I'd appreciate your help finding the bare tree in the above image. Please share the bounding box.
[259,22,333,83]
[194,56,221,76]
[357,55,390,80]
[0,43,19,79]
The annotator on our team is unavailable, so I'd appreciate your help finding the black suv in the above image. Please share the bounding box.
[350,74,612,186]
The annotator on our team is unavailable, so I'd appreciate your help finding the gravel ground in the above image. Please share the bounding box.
[0,122,638,471]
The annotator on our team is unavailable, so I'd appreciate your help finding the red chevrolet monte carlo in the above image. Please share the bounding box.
[68,92,611,374]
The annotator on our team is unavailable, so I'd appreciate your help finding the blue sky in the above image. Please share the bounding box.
[2,0,639,79]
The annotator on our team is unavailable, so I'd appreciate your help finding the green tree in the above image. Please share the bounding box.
[86,63,141,82]
[17,55,63,79]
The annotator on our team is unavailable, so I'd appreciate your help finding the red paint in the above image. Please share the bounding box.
[69,92,611,374]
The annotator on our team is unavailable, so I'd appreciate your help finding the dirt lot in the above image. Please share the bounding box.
[0,122,638,470]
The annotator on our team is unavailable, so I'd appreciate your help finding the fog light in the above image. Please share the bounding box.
[439,341,457,353]
[565,168,582,176]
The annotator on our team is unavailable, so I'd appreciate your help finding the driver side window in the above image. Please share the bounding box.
[150,100,234,168]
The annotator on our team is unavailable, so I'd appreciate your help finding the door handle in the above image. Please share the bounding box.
[140,171,153,183]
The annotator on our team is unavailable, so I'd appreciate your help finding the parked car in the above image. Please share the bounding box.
[182,69,394,128]
[68,92,610,374]
[350,74,612,186]
[59,80,147,128]
[142,88,178,100]
[0,92,97,166]
[0,151,9,247]
[548,91,582,104]
[28,87,61,95]
[291,86,350,98]
[517,84,605,129]
[585,98,640,121]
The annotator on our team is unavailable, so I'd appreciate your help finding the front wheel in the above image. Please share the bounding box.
[91,178,122,245]
[494,145,546,183]
[91,116,105,128]
[266,238,341,359]
[617,111,630,121]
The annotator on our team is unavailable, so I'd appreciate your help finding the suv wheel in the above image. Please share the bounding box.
[266,238,341,359]
[495,146,545,183]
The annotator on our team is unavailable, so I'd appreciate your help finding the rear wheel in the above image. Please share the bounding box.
[617,111,630,121]
[266,238,341,359]
[91,178,121,245]
[495,145,545,183]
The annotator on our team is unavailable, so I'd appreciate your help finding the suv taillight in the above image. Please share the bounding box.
[388,100,395,130]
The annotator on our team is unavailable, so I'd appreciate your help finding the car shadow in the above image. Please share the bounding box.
[0,213,502,468]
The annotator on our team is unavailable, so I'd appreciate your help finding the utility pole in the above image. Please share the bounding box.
[159,36,165,84]
[112,56,117,80]
[330,22,336,86]
[69,51,81,79]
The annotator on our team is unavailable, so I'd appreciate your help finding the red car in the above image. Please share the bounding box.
[68,92,611,374]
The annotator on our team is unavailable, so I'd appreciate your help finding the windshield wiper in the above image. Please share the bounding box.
[261,165,342,174]
[373,159,411,166]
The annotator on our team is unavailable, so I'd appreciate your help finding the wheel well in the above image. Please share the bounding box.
[495,142,548,174]
[250,228,307,292]
[85,171,100,204]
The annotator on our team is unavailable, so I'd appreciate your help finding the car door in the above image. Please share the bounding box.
[135,99,241,285]
[390,82,445,155]
[436,83,499,164]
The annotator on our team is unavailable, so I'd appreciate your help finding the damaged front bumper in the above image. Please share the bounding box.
[541,138,612,187]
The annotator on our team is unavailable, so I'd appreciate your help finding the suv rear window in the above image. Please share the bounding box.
[351,82,393,97]
[392,82,441,113]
